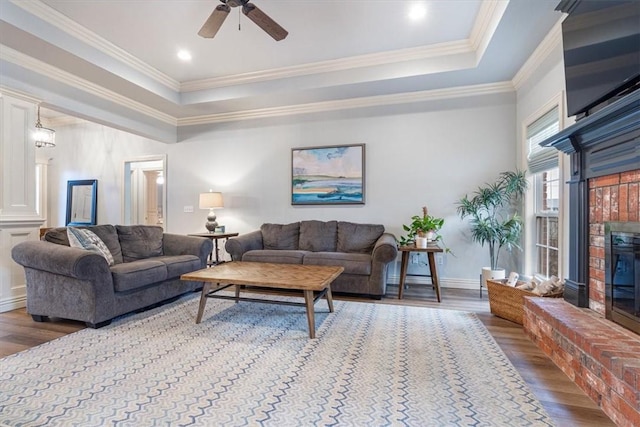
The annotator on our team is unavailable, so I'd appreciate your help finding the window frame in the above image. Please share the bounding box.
[533,169,560,278]
[521,92,566,279]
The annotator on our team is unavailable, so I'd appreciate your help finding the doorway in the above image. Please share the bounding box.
[123,156,166,228]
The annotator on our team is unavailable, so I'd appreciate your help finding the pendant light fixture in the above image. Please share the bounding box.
[34,105,56,148]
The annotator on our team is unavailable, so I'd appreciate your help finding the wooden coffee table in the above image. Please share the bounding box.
[180,261,344,338]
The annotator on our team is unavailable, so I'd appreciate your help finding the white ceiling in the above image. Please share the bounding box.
[40,0,482,81]
[0,0,563,142]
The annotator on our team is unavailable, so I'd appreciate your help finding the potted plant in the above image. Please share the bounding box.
[399,206,445,248]
[456,170,528,284]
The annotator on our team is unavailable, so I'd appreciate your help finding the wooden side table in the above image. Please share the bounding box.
[188,232,239,266]
[397,244,444,302]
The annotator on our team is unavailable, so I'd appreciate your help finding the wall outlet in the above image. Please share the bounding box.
[436,253,444,265]
[410,253,418,264]
[183,205,194,213]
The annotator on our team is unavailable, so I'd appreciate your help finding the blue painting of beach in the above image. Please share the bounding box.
[292,145,364,205]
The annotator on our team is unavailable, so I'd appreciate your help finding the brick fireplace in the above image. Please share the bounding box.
[589,171,640,316]
[523,91,640,426]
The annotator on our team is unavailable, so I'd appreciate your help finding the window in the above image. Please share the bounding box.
[535,169,559,277]
[527,105,560,278]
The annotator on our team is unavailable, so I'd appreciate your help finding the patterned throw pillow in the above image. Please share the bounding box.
[67,227,115,266]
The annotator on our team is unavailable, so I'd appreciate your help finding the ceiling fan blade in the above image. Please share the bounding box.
[198,4,231,38]
[242,3,288,41]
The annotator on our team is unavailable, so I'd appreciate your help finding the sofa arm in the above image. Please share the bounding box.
[372,233,398,263]
[225,230,263,261]
[11,240,111,280]
[163,234,213,267]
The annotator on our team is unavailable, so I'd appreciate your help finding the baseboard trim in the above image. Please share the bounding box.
[0,295,26,313]
[387,275,479,290]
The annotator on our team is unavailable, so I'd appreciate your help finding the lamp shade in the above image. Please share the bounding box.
[199,192,223,209]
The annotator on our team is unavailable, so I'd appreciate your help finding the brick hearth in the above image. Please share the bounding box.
[524,299,640,427]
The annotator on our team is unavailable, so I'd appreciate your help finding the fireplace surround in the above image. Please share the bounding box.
[542,90,640,315]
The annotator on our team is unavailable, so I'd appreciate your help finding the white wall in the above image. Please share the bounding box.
[45,92,518,287]
[43,121,168,227]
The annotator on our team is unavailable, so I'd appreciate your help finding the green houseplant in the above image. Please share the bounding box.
[399,206,446,248]
[456,170,528,271]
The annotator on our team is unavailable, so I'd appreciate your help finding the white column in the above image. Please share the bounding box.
[0,91,45,312]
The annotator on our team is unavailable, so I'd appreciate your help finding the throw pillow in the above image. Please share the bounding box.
[67,227,115,266]
[261,222,300,250]
[44,227,70,246]
[337,221,385,253]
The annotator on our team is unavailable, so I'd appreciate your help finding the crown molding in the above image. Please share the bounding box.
[511,18,563,90]
[180,39,473,92]
[0,86,42,104]
[46,115,88,128]
[178,81,514,126]
[469,0,510,57]
[11,0,507,100]
[181,0,509,92]
[10,0,180,92]
[0,45,177,126]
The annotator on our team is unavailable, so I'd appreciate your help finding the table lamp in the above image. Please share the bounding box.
[199,191,224,233]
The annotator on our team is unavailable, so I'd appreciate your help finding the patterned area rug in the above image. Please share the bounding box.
[0,293,554,426]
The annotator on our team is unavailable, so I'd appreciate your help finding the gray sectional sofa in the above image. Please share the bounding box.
[225,221,398,298]
[12,225,213,328]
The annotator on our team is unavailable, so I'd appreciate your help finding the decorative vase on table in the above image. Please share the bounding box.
[415,236,428,248]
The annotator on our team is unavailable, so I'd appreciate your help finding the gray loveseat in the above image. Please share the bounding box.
[12,225,213,328]
[225,221,398,298]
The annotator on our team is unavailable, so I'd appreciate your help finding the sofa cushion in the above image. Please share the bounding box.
[261,223,300,250]
[110,259,168,292]
[337,222,385,254]
[242,250,307,264]
[153,255,201,278]
[303,252,372,275]
[45,225,123,264]
[299,220,337,252]
[116,225,164,262]
[67,227,115,266]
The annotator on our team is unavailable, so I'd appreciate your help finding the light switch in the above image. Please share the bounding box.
[183,205,194,213]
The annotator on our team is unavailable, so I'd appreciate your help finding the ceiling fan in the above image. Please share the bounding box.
[198,0,288,41]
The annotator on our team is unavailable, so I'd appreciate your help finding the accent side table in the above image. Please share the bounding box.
[188,232,239,266]
[397,244,444,302]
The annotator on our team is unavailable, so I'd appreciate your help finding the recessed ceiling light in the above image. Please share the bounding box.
[177,49,192,61]
[408,4,427,21]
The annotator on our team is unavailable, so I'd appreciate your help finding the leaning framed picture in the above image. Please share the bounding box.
[291,144,365,205]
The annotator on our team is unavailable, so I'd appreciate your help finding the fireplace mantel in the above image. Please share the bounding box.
[542,90,640,307]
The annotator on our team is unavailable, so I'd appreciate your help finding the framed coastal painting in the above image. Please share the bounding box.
[291,144,365,205]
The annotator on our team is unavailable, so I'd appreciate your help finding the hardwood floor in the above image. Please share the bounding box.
[0,284,615,427]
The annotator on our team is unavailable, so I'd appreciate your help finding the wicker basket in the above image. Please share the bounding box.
[486,279,563,325]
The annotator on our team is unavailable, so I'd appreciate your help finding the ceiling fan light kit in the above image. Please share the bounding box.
[198,0,288,41]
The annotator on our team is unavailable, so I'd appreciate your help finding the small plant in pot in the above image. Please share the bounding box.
[399,206,446,249]
[456,170,528,284]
